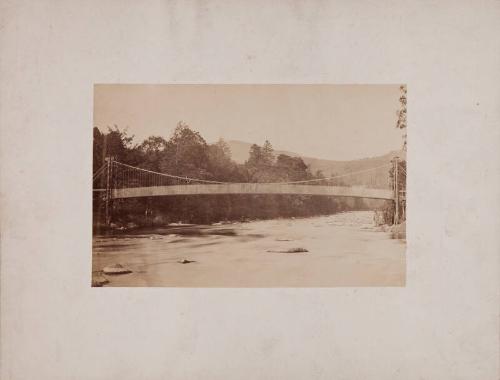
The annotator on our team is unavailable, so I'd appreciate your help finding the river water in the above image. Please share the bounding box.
[92,211,405,287]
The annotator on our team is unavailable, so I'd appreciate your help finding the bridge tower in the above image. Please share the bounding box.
[393,156,400,225]
[104,157,114,226]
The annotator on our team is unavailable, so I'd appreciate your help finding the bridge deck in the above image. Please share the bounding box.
[112,183,394,200]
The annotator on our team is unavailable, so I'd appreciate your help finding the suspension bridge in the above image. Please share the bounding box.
[93,158,403,224]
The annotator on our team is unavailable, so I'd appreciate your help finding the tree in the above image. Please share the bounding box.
[396,85,407,220]
[261,140,275,166]
[159,121,210,178]
[139,136,167,154]
[276,154,309,181]
[104,126,135,159]
[245,141,278,182]
[92,125,140,230]
[93,125,138,168]
[246,144,263,167]
[138,136,168,171]
[383,84,408,224]
[207,139,237,181]
[396,84,407,150]
[208,139,232,166]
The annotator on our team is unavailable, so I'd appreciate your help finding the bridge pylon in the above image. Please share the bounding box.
[104,156,114,226]
[392,156,400,225]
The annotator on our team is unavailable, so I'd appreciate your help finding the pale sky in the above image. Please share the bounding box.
[94,84,404,161]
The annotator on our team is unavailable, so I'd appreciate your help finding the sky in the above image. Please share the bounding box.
[94,84,404,161]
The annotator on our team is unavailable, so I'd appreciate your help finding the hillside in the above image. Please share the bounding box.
[225,139,405,179]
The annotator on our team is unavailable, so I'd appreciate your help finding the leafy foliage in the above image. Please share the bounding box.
[396,85,407,150]
[380,84,408,225]
[93,122,374,228]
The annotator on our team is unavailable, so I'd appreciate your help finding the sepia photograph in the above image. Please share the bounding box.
[4,1,500,378]
[92,84,407,287]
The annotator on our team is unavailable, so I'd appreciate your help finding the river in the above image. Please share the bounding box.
[92,211,405,287]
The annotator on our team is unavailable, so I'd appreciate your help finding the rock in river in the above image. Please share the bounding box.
[178,259,196,264]
[92,275,109,287]
[102,263,132,275]
[267,247,309,253]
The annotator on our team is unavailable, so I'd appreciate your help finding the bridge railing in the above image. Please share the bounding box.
[93,160,395,192]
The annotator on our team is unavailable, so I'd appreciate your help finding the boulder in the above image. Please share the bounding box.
[91,275,109,287]
[102,264,132,275]
[178,259,196,264]
[267,247,309,253]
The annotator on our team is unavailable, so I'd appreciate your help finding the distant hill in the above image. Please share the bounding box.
[225,139,405,179]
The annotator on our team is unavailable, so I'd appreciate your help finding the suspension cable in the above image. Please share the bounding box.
[264,163,393,184]
[112,160,392,186]
[113,161,226,184]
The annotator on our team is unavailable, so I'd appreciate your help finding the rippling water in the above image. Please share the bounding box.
[92,211,405,287]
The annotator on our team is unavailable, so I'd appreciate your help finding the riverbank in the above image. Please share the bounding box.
[92,211,406,287]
